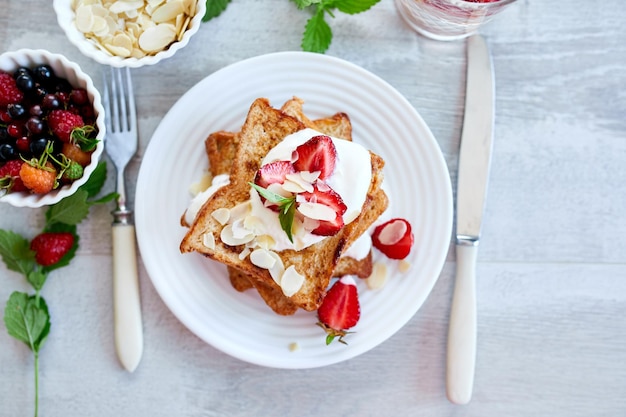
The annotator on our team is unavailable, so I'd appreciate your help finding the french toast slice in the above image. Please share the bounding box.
[201,102,373,315]
[180,97,388,312]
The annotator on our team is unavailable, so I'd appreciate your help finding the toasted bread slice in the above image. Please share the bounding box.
[181,98,388,311]
[205,100,373,315]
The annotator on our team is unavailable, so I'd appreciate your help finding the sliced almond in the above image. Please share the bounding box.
[211,208,230,225]
[398,260,411,273]
[267,251,284,285]
[250,248,277,270]
[280,266,305,297]
[138,23,176,52]
[202,232,215,250]
[220,224,254,246]
[297,202,337,221]
[366,262,388,290]
[151,0,184,23]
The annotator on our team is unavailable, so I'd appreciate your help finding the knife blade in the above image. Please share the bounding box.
[446,34,495,405]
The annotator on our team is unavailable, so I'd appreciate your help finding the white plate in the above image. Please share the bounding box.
[135,51,452,369]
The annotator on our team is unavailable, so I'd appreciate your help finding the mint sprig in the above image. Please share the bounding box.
[249,182,297,242]
[202,0,381,53]
[1,161,114,417]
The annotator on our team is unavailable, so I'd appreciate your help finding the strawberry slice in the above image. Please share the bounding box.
[254,160,295,188]
[317,276,361,345]
[30,232,75,267]
[292,135,337,180]
[299,183,347,236]
[371,218,414,260]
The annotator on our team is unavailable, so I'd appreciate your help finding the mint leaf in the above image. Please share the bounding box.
[45,189,90,226]
[4,292,50,352]
[0,230,36,277]
[26,270,48,292]
[90,191,118,205]
[302,9,332,53]
[249,182,297,243]
[335,0,380,14]
[203,0,231,21]
[80,161,107,198]
[291,0,323,9]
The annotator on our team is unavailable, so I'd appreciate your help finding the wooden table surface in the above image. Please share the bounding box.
[1,1,625,416]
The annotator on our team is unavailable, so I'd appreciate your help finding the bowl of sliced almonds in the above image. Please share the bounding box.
[53,0,206,68]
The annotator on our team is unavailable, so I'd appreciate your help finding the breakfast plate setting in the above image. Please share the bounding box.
[134,51,453,369]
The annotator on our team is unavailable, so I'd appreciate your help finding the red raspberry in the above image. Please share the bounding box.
[0,72,24,106]
[30,232,75,266]
[0,160,27,192]
[47,109,85,143]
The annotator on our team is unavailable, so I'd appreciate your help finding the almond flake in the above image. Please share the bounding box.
[138,23,176,52]
[250,249,277,270]
[202,232,215,250]
[267,252,284,285]
[280,266,305,297]
[151,0,184,23]
[211,208,230,225]
[285,172,315,193]
[366,262,388,290]
[398,260,411,273]
[238,247,251,260]
[297,202,336,221]
[255,234,276,250]
[299,170,321,183]
[220,224,254,246]
[229,201,251,223]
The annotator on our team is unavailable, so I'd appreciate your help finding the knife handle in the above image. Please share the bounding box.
[112,224,143,372]
[446,243,477,405]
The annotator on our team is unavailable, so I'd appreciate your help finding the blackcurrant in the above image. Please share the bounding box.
[29,137,49,156]
[15,73,35,93]
[41,93,61,110]
[26,117,45,135]
[0,143,17,161]
[7,103,26,119]
[33,64,54,84]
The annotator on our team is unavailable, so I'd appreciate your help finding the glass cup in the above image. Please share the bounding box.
[395,0,518,41]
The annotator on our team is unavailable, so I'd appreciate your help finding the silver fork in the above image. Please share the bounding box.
[102,67,143,373]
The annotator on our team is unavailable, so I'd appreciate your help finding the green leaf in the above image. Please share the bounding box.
[291,0,323,9]
[335,0,380,14]
[45,189,90,226]
[249,182,297,243]
[0,230,36,277]
[26,270,48,292]
[302,9,333,53]
[3,292,51,353]
[90,191,118,205]
[79,161,107,199]
[203,0,231,21]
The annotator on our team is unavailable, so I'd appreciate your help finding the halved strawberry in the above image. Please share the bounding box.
[371,218,414,260]
[299,183,347,236]
[292,135,337,180]
[254,160,295,188]
[317,276,361,345]
[30,232,75,267]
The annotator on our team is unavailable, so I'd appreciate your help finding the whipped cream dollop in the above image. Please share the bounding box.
[250,128,372,251]
[184,173,230,225]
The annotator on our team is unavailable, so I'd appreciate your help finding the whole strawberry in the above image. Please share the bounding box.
[0,72,24,106]
[48,109,84,143]
[317,276,361,345]
[30,232,75,266]
[0,160,27,193]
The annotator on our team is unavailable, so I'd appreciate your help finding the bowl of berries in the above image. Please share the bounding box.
[0,49,105,207]
[52,0,206,68]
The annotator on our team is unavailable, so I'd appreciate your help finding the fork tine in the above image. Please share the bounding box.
[109,67,121,133]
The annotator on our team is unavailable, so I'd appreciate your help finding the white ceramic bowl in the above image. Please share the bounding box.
[0,49,105,208]
[53,0,206,68]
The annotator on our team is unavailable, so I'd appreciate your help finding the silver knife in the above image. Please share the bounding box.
[446,34,494,405]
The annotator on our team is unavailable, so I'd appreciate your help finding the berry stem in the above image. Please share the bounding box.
[33,350,39,417]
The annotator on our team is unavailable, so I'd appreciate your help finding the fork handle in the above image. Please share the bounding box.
[112,223,143,372]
